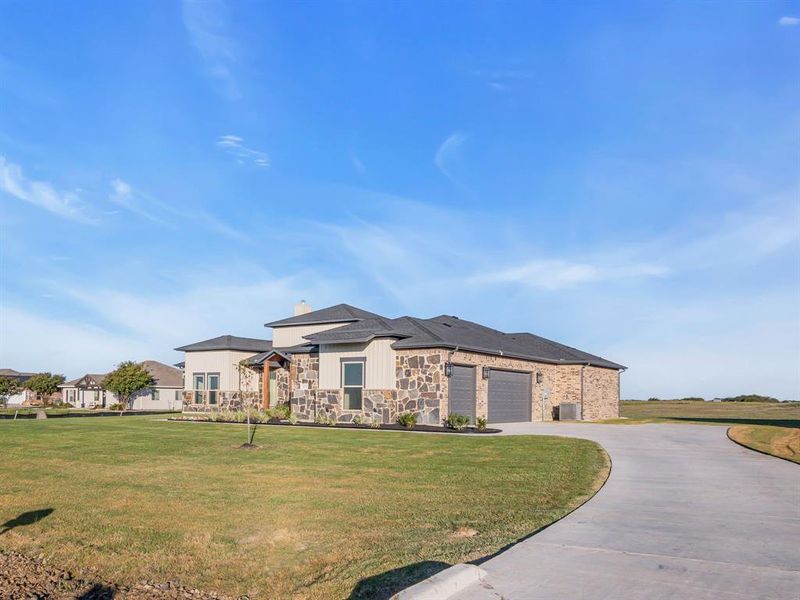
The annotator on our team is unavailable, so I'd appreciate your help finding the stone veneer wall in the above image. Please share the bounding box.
[288,355,318,420]
[280,348,619,424]
[581,366,620,420]
[181,390,261,412]
[395,350,446,425]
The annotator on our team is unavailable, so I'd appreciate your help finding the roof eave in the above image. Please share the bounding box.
[264,317,360,328]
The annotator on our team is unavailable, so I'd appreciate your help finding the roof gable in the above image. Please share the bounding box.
[265,304,384,328]
[175,335,273,353]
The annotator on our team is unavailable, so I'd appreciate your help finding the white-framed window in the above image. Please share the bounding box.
[153,389,160,403]
[342,360,364,410]
[193,373,205,404]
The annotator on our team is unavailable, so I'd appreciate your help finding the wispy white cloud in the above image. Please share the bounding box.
[182,0,239,98]
[2,268,348,377]
[109,177,166,224]
[778,16,799,26]
[471,259,668,290]
[0,156,96,224]
[472,67,535,92]
[350,153,367,176]
[434,131,468,186]
[107,177,250,241]
[217,135,270,168]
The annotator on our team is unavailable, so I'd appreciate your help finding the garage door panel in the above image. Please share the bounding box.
[448,365,476,423]
[488,370,531,423]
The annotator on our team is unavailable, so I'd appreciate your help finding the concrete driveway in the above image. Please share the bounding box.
[455,423,800,600]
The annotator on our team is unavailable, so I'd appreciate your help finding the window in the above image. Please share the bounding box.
[207,373,220,405]
[193,374,205,404]
[342,361,364,410]
[153,389,160,403]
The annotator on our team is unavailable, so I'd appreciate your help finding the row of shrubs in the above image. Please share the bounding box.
[184,406,488,431]
[396,411,488,431]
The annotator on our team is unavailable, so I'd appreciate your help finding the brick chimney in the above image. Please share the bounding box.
[293,300,312,316]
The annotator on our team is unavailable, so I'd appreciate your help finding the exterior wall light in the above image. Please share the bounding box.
[444,362,453,378]
[536,371,543,384]
[482,366,491,379]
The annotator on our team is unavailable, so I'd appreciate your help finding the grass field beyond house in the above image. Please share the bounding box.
[619,400,800,427]
[0,418,608,600]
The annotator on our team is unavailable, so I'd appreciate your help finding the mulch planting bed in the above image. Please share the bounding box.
[170,418,501,434]
[0,550,236,599]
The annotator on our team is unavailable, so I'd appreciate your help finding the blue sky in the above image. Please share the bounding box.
[1,1,798,399]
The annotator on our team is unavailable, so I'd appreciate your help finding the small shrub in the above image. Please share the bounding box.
[647,397,660,402]
[327,414,337,426]
[353,414,365,425]
[397,412,417,429]
[272,403,291,420]
[445,413,470,430]
[246,408,263,423]
[220,410,236,422]
[109,403,125,411]
[287,413,299,425]
[314,412,327,424]
[370,419,381,429]
[475,416,488,431]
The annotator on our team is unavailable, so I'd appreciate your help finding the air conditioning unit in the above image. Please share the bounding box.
[558,403,581,421]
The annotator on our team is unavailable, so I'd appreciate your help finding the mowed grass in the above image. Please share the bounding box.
[618,400,800,428]
[0,418,608,599]
[728,425,800,464]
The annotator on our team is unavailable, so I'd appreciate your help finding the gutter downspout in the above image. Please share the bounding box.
[580,363,588,421]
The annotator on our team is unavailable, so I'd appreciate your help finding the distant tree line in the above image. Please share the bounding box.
[719,394,780,403]
[629,395,783,403]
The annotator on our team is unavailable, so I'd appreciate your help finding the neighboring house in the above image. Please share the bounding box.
[59,361,184,410]
[174,335,273,407]
[59,374,115,408]
[179,302,626,423]
[0,368,37,406]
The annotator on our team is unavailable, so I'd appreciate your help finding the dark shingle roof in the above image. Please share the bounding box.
[0,368,36,379]
[61,374,108,387]
[141,360,184,387]
[298,310,625,370]
[265,303,383,328]
[175,335,273,353]
[61,361,185,388]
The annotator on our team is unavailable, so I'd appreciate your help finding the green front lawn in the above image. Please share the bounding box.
[0,417,608,599]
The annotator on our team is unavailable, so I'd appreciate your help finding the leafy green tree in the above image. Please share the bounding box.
[0,378,21,407]
[25,373,66,406]
[103,362,155,410]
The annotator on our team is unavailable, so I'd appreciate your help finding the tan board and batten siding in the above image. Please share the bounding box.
[318,339,397,389]
[272,323,349,348]
[183,350,261,391]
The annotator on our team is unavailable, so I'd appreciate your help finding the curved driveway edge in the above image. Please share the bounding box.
[451,423,800,600]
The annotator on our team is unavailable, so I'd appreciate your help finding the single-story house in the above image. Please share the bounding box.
[0,368,37,406]
[178,302,625,423]
[59,361,184,410]
[174,335,273,407]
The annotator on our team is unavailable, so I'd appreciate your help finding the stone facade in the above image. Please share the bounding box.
[287,355,318,420]
[181,390,261,412]
[279,346,620,424]
[395,350,446,425]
